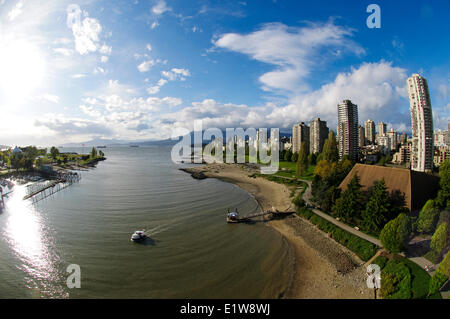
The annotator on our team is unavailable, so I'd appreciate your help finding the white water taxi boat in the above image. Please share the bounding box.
[131,230,147,242]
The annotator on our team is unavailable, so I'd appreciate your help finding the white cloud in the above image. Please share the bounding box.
[146,79,168,94]
[99,44,112,55]
[100,55,109,63]
[214,21,364,92]
[152,0,171,15]
[72,16,102,55]
[41,94,60,103]
[94,66,105,74]
[8,1,23,21]
[158,61,411,135]
[53,48,73,56]
[161,68,190,81]
[146,43,152,51]
[80,104,102,117]
[137,60,155,72]
[150,21,159,29]
[147,68,190,94]
[72,73,87,79]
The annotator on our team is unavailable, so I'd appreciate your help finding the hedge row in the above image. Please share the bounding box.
[296,207,377,261]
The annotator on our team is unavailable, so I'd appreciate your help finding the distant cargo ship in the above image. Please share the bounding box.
[97,146,107,148]
[129,145,139,147]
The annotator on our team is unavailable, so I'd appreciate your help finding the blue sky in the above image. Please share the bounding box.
[0,0,449,146]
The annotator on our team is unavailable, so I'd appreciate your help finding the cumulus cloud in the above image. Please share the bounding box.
[72,17,102,55]
[41,93,60,103]
[137,60,155,72]
[53,48,73,56]
[72,73,86,79]
[8,1,23,21]
[158,61,411,134]
[214,21,364,92]
[161,68,190,81]
[152,0,171,15]
[147,68,190,94]
[35,114,112,136]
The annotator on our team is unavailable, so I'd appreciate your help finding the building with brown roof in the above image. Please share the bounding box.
[339,164,440,212]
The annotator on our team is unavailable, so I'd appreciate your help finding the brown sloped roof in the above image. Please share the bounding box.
[339,164,439,212]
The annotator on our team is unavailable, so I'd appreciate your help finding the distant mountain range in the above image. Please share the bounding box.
[59,129,293,148]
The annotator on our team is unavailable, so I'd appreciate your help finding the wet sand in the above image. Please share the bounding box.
[182,163,372,299]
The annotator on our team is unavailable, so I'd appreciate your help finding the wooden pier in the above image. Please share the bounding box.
[23,172,81,204]
[232,210,294,223]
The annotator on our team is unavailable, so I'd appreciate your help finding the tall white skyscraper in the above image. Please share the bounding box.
[378,122,387,136]
[358,125,365,148]
[387,128,398,151]
[337,100,358,161]
[407,74,434,172]
[364,119,376,145]
[292,122,309,154]
[309,117,329,154]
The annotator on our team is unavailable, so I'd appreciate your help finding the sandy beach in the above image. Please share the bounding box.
[181,163,372,299]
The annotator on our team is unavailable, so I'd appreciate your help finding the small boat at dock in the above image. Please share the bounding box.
[226,209,240,223]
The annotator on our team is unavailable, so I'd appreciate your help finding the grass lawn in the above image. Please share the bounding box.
[377,255,441,299]
[275,160,315,180]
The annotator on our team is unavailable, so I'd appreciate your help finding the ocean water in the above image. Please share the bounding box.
[0,146,292,298]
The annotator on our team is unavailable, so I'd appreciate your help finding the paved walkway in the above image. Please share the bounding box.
[299,179,382,247]
[296,178,447,298]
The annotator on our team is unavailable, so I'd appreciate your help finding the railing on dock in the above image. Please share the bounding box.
[233,209,294,222]
[23,172,81,204]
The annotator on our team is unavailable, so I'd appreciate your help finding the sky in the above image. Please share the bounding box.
[0,0,449,146]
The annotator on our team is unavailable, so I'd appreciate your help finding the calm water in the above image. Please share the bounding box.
[0,146,292,298]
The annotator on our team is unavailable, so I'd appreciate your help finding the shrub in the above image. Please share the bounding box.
[296,207,377,261]
[437,251,450,277]
[430,222,448,256]
[417,200,440,234]
[428,252,450,296]
[381,260,411,299]
[380,213,410,253]
[428,272,448,296]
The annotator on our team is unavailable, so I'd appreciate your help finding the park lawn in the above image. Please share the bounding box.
[275,160,315,180]
[377,255,441,299]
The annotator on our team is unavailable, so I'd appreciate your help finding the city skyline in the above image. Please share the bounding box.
[0,0,449,147]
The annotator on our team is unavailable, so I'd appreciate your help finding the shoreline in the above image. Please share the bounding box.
[181,163,372,299]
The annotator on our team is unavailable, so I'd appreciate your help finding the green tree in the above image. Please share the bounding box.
[333,174,363,223]
[308,152,317,166]
[417,200,440,233]
[362,179,390,233]
[430,222,448,256]
[322,131,339,163]
[297,142,308,177]
[436,160,450,209]
[10,153,25,171]
[291,152,299,163]
[50,146,59,160]
[90,147,98,158]
[428,251,450,296]
[380,213,411,253]
[314,160,334,180]
[284,149,292,162]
